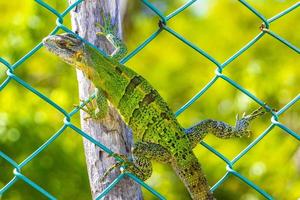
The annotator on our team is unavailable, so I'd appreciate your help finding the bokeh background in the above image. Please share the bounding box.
[0,0,299,199]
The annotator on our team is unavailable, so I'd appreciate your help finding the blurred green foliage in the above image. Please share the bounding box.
[0,0,299,199]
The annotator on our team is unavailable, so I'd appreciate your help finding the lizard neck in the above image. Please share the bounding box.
[78,62,98,81]
[83,45,114,82]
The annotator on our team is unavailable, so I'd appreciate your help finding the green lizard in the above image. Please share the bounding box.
[42,15,265,200]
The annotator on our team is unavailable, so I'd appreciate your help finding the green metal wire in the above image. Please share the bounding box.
[0,0,299,199]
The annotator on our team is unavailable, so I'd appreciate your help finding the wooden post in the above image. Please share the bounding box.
[68,0,143,199]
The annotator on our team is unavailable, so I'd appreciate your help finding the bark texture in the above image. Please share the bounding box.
[68,0,143,199]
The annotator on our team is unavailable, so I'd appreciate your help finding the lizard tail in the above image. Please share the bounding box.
[171,152,214,200]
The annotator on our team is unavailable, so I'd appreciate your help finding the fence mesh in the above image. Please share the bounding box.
[0,0,299,199]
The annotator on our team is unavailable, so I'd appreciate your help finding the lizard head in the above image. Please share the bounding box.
[43,33,85,67]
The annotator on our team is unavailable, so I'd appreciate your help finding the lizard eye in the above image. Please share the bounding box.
[57,40,67,47]
[67,42,77,47]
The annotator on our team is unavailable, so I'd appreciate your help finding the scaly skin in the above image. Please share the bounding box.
[43,16,265,200]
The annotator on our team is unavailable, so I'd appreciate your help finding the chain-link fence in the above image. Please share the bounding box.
[0,0,299,199]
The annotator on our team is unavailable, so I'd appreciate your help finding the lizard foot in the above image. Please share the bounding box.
[234,106,266,137]
[96,10,118,37]
[100,153,133,182]
[74,98,102,121]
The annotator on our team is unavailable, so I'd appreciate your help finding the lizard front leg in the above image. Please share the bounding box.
[80,88,109,120]
[96,10,128,61]
[185,107,266,148]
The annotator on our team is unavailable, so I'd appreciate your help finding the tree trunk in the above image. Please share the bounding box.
[68,0,143,199]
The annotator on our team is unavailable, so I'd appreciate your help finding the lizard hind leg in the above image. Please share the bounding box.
[99,148,153,182]
[100,142,172,182]
[127,142,172,180]
[123,142,172,180]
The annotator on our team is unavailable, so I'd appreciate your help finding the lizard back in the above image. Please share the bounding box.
[96,58,191,152]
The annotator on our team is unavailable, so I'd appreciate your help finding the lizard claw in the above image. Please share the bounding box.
[242,112,246,118]
[95,23,105,36]
[236,113,240,121]
[73,98,85,108]
[100,153,133,182]
[246,106,266,120]
[237,106,266,122]
[96,31,105,36]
